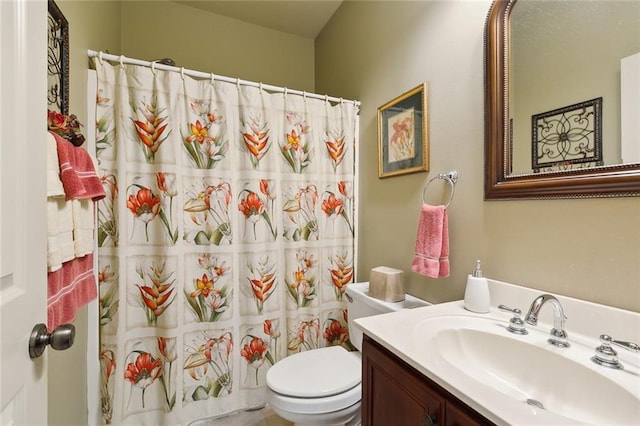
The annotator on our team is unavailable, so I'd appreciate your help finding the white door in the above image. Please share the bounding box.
[0,0,49,424]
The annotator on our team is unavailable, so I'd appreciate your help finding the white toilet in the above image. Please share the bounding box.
[265,282,428,425]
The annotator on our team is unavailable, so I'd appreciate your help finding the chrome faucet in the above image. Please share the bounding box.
[524,294,570,347]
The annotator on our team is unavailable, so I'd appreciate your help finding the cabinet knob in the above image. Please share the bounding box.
[423,413,438,425]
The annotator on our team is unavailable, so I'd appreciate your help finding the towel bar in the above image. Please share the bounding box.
[422,171,457,208]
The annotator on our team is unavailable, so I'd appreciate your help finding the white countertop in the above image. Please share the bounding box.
[354,279,640,425]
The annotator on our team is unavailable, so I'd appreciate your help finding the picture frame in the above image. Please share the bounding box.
[47,0,69,115]
[531,97,603,173]
[377,83,429,178]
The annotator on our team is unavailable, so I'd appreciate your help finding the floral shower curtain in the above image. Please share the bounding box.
[94,60,358,425]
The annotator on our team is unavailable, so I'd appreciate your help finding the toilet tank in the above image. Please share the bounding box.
[345,282,429,351]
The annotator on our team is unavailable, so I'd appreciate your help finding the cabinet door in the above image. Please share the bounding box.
[445,401,485,426]
[362,336,443,426]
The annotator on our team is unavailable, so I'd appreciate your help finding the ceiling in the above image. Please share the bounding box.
[172,1,344,39]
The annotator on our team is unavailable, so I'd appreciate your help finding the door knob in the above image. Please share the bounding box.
[29,323,75,359]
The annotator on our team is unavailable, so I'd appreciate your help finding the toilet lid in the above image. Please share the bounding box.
[266,346,361,398]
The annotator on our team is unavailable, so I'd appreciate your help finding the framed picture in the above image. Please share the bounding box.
[531,97,603,173]
[377,83,429,178]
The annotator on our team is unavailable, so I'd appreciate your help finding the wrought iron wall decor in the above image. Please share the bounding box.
[47,0,69,115]
[531,97,603,173]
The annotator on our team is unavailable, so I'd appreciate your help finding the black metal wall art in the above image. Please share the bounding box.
[532,97,603,173]
[48,0,69,115]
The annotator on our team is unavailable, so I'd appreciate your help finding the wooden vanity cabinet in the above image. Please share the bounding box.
[361,335,494,426]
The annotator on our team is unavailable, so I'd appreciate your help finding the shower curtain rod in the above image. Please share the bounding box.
[87,50,360,107]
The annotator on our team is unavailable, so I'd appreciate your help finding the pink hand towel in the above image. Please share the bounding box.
[47,254,98,331]
[53,131,106,201]
[411,204,450,278]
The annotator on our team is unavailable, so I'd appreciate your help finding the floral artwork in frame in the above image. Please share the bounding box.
[531,97,603,173]
[377,83,429,178]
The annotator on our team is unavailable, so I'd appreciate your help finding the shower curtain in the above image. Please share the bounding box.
[94,59,358,425]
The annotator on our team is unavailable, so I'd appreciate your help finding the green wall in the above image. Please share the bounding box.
[315,0,640,311]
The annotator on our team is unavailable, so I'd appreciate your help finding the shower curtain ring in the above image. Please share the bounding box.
[259,82,263,93]
[119,55,125,69]
[98,51,104,64]
[180,67,185,80]
[210,73,215,85]
[151,61,156,74]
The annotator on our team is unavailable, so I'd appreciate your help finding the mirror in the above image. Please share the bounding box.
[484,0,640,199]
[47,0,69,115]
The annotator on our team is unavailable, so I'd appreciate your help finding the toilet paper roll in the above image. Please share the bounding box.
[369,266,405,302]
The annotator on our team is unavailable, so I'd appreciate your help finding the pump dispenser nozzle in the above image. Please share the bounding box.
[472,260,483,278]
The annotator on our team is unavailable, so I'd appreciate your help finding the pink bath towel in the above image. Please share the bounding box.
[53,131,106,201]
[411,204,450,278]
[47,254,97,331]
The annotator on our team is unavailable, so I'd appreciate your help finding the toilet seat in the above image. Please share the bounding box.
[266,346,362,414]
[266,346,361,397]
[267,382,361,415]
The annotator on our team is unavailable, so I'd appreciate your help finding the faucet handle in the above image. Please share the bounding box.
[591,334,640,370]
[605,335,640,353]
[498,305,528,335]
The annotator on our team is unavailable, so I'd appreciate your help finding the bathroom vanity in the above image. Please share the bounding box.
[361,334,491,425]
[355,279,640,426]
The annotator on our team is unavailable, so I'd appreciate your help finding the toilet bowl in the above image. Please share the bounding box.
[265,282,429,425]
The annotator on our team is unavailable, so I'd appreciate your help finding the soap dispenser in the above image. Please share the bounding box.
[464,260,490,313]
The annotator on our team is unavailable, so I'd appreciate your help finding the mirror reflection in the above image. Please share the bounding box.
[509,0,640,176]
[484,0,640,199]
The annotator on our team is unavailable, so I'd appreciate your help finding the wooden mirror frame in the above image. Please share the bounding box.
[484,0,640,200]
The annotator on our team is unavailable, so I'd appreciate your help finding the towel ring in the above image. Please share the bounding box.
[422,171,458,209]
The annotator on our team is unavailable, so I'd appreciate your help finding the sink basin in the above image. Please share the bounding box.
[435,326,639,424]
[414,315,640,425]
